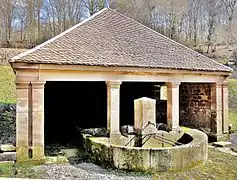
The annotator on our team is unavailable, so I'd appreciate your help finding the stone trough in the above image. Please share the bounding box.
[83,127,208,172]
[82,97,208,172]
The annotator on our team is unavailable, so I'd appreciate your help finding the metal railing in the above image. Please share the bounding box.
[142,133,183,147]
[124,122,183,147]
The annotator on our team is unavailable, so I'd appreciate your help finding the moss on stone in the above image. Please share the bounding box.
[16,147,29,162]
[0,144,16,152]
[181,127,191,133]
[45,155,69,164]
[32,146,45,161]
[15,159,45,168]
[83,129,207,173]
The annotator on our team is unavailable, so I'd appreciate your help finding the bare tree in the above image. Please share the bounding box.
[0,0,15,45]
[188,0,202,47]
[27,0,36,46]
[204,0,223,53]
[43,0,84,37]
[37,0,43,40]
[15,0,28,41]
[223,0,237,45]
[114,0,155,27]
[82,0,104,16]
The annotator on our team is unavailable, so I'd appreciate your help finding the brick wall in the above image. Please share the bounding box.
[179,83,213,133]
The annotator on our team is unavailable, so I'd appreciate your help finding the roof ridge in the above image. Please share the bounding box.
[10,8,109,61]
[108,8,233,72]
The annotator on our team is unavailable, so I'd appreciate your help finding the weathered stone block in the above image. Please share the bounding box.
[0,152,16,161]
[32,146,45,161]
[0,161,14,165]
[45,156,68,164]
[0,144,16,152]
[16,146,28,161]
[150,149,171,172]
[134,97,156,134]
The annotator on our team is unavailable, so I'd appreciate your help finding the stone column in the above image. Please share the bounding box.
[106,81,122,135]
[166,82,180,131]
[16,82,30,161]
[222,82,229,134]
[211,83,223,138]
[31,81,45,160]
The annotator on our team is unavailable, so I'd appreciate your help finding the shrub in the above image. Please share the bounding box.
[0,103,16,145]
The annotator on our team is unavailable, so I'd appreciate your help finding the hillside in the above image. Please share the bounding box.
[0,66,16,103]
[0,48,26,65]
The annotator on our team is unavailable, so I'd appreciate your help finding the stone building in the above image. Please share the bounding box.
[10,8,232,161]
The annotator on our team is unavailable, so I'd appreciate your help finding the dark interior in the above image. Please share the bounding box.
[44,81,167,146]
[44,81,107,145]
[120,82,167,126]
[120,82,154,126]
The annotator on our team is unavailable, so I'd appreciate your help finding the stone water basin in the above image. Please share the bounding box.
[83,127,208,172]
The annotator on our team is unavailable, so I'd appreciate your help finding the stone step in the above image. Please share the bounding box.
[0,152,16,161]
[213,141,232,148]
[0,160,14,165]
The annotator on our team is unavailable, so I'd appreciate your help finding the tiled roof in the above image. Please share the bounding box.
[10,8,232,73]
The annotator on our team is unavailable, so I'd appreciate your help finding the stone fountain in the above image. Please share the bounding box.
[82,97,208,172]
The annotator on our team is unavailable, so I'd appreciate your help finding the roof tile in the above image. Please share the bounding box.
[10,8,232,73]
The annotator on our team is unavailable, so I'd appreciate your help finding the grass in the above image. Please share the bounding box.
[0,65,15,103]
[0,161,15,177]
[153,148,237,179]
[0,160,43,178]
[229,79,237,131]
[230,110,237,131]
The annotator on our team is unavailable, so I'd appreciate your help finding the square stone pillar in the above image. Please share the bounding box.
[211,83,223,138]
[134,97,157,134]
[166,82,180,131]
[31,81,45,161]
[222,82,229,134]
[106,81,122,135]
[16,82,30,161]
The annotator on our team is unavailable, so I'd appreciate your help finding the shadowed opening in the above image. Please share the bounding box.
[44,81,107,146]
[120,82,167,127]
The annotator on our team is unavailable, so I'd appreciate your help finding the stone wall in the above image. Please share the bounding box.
[179,83,213,133]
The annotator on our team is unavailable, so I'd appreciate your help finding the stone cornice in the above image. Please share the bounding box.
[11,63,232,76]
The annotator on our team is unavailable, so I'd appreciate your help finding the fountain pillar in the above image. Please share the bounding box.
[134,97,157,134]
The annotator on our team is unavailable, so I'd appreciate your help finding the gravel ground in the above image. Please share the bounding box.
[34,163,151,180]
